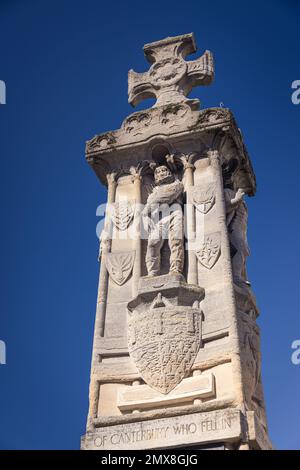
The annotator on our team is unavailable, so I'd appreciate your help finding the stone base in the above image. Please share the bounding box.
[128,273,205,310]
[81,408,272,450]
[81,408,242,450]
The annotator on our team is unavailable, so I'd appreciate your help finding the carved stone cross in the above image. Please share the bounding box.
[128,33,214,108]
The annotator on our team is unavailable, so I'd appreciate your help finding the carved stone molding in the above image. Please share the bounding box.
[86,132,117,153]
[123,112,152,136]
[196,108,231,129]
[160,103,189,125]
[117,373,215,411]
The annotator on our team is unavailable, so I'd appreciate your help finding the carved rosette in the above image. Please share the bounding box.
[149,58,187,87]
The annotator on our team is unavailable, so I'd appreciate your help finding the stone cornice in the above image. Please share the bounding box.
[86,105,256,194]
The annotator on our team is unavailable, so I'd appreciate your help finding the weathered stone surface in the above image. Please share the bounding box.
[247,411,273,450]
[82,408,242,450]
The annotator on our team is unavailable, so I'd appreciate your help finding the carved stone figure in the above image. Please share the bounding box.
[225,187,250,288]
[222,158,250,288]
[142,165,184,276]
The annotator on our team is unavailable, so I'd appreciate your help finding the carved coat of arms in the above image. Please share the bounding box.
[111,200,135,231]
[190,184,215,214]
[105,251,135,286]
[196,232,221,269]
[127,293,202,394]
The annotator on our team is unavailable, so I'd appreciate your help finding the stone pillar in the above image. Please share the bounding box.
[97,172,117,337]
[184,160,198,285]
[132,172,142,297]
[208,149,245,407]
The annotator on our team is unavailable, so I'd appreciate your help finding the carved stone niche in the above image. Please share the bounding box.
[127,273,205,394]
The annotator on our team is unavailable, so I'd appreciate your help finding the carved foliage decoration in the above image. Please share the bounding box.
[123,113,151,135]
[86,132,116,153]
[106,251,135,286]
[128,293,202,394]
[111,200,135,231]
[191,183,216,214]
[196,232,221,269]
[196,108,230,128]
[160,103,189,126]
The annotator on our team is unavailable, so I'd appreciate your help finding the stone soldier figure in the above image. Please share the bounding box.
[225,186,250,288]
[142,165,184,276]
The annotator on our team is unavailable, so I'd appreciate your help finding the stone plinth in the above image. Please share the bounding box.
[82,408,242,450]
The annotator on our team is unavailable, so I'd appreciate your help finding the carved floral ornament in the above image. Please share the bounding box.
[196,232,221,269]
[128,33,214,108]
[196,108,231,128]
[122,104,191,137]
[123,112,152,135]
[160,103,189,125]
[86,132,116,152]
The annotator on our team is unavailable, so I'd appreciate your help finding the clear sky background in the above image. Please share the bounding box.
[0,0,299,450]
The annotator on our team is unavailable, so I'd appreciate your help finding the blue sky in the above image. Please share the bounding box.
[0,0,299,450]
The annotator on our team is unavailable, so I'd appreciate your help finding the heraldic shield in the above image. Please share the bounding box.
[127,283,204,394]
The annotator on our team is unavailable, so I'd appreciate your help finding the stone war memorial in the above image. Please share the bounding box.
[81,33,272,450]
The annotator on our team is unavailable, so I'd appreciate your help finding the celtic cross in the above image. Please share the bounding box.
[128,33,214,108]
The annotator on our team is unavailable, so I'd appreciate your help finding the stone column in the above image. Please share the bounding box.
[86,173,116,431]
[184,160,198,285]
[132,172,142,297]
[208,149,245,407]
[96,172,117,337]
